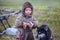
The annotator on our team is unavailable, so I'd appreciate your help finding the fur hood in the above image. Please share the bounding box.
[22,2,33,17]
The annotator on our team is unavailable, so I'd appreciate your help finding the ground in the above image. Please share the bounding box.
[0,0,60,40]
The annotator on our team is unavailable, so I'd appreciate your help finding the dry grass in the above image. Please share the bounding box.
[0,8,60,40]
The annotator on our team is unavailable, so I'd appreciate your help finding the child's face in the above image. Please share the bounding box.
[25,8,32,16]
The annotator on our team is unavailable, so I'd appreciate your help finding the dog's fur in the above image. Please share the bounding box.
[37,24,52,40]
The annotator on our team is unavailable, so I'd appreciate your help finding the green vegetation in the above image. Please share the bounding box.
[0,0,60,40]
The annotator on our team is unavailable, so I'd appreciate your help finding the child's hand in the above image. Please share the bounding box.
[29,22,34,27]
[16,36,20,40]
[22,22,27,29]
[16,37,20,40]
[27,22,34,29]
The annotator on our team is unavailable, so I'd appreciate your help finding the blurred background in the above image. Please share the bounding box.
[0,0,60,40]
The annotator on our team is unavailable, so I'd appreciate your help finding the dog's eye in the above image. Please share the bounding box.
[39,32,41,33]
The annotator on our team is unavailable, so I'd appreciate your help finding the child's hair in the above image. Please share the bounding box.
[22,2,33,16]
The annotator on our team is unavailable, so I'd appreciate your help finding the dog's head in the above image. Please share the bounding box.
[40,24,49,31]
[37,24,49,33]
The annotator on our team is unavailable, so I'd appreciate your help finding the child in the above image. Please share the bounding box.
[15,2,38,40]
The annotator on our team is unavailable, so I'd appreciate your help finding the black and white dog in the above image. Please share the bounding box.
[36,24,52,40]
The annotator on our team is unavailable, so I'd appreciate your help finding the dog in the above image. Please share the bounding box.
[36,24,52,40]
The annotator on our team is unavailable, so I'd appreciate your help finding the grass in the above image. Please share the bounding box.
[0,0,60,40]
[35,9,60,40]
[0,8,60,40]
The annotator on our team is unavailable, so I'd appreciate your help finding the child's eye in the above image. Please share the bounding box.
[25,8,31,11]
